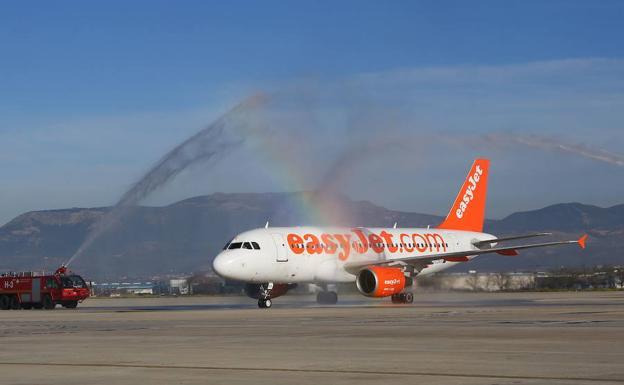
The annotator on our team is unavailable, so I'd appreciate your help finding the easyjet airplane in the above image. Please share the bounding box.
[213,159,587,308]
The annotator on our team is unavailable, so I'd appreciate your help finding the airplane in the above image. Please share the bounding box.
[212,159,588,308]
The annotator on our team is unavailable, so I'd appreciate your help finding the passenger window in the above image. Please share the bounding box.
[228,242,243,249]
[252,242,260,250]
[243,242,252,249]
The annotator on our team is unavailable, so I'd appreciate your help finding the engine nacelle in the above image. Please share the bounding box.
[244,283,297,299]
[356,266,406,297]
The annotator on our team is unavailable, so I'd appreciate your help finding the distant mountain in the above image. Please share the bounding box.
[475,202,624,272]
[495,203,624,233]
[0,192,621,278]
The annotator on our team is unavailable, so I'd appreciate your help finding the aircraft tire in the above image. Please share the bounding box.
[257,299,272,308]
[391,292,413,304]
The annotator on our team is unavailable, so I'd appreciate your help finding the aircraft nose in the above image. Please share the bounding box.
[212,252,232,279]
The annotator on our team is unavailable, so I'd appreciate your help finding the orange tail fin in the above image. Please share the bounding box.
[438,159,490,232]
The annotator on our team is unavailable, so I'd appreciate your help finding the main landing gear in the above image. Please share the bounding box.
[316,291,338,305]
[391,292,414,304]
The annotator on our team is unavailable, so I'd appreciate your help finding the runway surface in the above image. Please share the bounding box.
[0,291,622,385]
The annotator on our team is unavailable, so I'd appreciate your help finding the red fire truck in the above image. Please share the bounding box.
[0,266,90,310]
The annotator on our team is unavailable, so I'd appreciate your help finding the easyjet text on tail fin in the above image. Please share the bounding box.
[438,158,490,232]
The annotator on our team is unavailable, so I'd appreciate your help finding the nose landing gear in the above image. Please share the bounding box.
[257,283,274,309]
[258,298,272,308]
[391,292,414,304]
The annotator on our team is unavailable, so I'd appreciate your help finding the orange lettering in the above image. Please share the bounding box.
[424,233,447,252]
[321,233,337,254]
[368,233,384,253]
[400,234,413,252]
[351,229,369,254]
[304,234,323,254]
[412,233,428,252]
[380,231,398,253]
[333,234,352,261]
[287,234,305,254]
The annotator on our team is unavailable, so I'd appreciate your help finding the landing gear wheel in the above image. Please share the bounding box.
[0,295,9,310]
[258,298,272,309]
[316,291,338,305]
[9,296,20,310]
[391,292,413,304]
[42,294,55,310]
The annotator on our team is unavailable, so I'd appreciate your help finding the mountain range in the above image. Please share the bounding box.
[0,192,621,279]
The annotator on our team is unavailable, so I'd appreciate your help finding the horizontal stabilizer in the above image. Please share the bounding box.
[578,234,588,249]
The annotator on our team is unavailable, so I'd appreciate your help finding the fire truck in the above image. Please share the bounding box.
[0,266,90,310]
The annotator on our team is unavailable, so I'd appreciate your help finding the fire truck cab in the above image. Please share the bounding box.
[0,266,90,310]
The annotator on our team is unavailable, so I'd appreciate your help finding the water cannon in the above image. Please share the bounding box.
[55,265,68,276]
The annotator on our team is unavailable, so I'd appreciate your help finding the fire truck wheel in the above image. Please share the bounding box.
[9,295,20,310]
[21,303,32,310]
[63,301,78,309]
[0,295,9,310]
[33,303,43,309]
[42,295,55,310]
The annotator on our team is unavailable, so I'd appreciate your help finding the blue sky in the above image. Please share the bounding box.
[1,1,623,224]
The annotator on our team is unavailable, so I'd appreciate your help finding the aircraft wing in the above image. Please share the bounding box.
[472,232,552,247]
[344,234,588,273]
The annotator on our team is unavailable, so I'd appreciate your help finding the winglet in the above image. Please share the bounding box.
[578,234,588,249]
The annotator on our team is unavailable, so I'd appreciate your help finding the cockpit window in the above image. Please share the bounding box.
[222,238,234,250]
[227,241,260,250]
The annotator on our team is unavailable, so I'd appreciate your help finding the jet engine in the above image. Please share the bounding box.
[244,283,297,299]
[356,266,406,297]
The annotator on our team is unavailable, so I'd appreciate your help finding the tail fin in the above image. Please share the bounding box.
[438,158,490,232]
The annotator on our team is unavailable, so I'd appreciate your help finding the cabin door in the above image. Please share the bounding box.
[271,233,288,262]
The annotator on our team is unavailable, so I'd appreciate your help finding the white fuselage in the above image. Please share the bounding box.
[212,226,496,284]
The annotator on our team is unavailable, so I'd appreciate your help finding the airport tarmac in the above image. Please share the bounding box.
[0,291,622,385]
